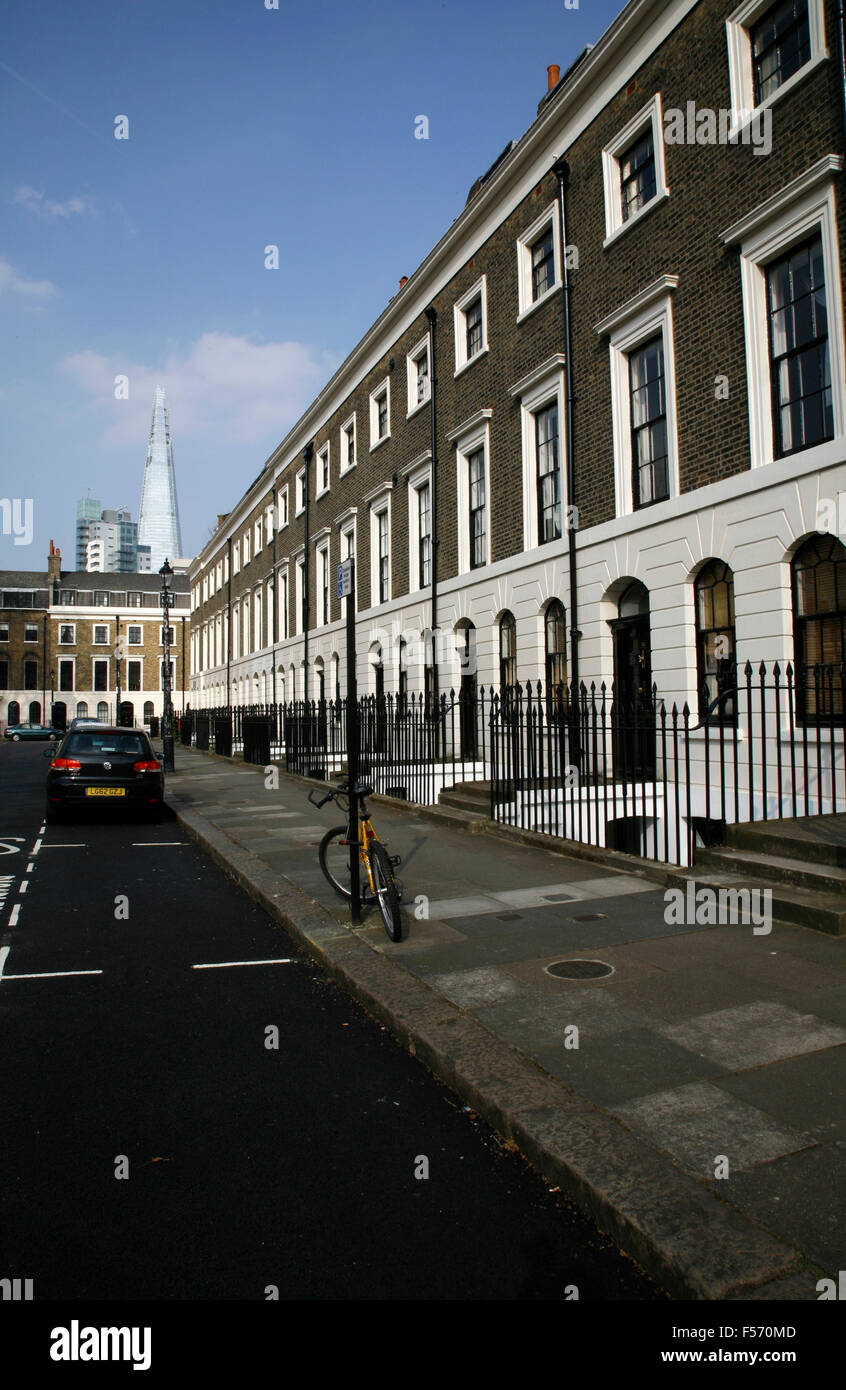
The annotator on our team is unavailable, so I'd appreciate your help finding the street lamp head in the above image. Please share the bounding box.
[159,558,173,590]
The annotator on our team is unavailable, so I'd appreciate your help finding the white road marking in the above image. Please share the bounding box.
[0,946,9,979]
[18,881,27,893]
[2,969,104,980]
[131,842,186,847]
[29,839,42,856]
[192,958,294,970]
[9,904,21,926]
[40,844,87,849]
[26,863,34,873]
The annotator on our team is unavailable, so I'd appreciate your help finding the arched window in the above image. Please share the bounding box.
[792,535,846,723]
[96,701,109,722]
[8,700,20,726]
[76,701,89,718]
[544,601,567,695]
[499,612,516,689]
[695,560,736,722]
[143,701,154,723]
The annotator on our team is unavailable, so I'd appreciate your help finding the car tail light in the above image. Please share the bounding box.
[133,759,162,772]
[51,758,81,770]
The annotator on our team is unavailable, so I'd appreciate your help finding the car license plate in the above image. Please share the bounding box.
[85,787,126,797]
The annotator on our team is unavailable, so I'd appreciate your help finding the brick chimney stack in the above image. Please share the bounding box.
[47,540,62,583]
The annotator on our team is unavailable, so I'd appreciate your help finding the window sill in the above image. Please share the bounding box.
[315,487,330,501]
[454,346,489,379]
[603,189,669,250]
[369,434,391,454]
[516,284,561,325]
[339,461,357,477]
[406,396,430,420]
[728,52,830,141]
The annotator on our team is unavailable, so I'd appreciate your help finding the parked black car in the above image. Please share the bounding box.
[46,726,165,822]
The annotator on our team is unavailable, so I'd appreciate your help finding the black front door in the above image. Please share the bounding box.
[610,583,654,779]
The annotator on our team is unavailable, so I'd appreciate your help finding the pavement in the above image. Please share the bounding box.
[161,741,846,1302]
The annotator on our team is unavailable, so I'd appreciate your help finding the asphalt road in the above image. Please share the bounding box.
[0,740,662,1301]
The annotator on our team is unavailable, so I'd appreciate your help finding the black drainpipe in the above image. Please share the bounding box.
[425,305,439,706]
[553,157,580,701]
[302,442,312,702]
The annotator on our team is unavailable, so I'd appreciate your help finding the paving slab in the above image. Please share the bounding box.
[164,745,846,1300]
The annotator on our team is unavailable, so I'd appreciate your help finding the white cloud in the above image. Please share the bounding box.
[60,332,339,451]
[12,186,96,218]
[0,254,57,297]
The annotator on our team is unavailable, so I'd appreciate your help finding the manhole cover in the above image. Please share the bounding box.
[497,912,523,921]
[545,959,614,979]
[572,913,607,922]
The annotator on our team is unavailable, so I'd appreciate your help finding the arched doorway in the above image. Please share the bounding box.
[455,621,477,759]
[8,700,20,727]
[52,700,68,731]
[609,580,654,778]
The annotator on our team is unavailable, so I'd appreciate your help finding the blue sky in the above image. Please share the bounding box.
[1,0,622,571]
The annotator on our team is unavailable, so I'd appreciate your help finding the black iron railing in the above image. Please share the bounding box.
[182,661,844,866]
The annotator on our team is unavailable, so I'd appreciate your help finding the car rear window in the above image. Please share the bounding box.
[64,734,150,756]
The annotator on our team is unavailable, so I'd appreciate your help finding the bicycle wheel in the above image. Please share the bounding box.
[370,842,403,942]
[319,825,353,899]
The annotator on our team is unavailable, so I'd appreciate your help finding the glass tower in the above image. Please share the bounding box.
[138,387,183,571]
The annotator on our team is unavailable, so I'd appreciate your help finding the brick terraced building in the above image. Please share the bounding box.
[188,0,846,855]
[0,544,190,731]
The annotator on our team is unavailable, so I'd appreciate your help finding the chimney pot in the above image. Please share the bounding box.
[399,276,408,289]
[547,64,560,91]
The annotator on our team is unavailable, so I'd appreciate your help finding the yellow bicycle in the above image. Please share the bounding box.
[309,780,404,941]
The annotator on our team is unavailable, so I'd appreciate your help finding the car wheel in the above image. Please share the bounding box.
[12,734,20,741]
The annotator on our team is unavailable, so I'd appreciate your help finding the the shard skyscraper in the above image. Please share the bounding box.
[138,386,183,570]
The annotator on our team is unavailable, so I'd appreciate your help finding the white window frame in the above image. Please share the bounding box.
[509,355,567,552]
[0,623,9,642]
[369,379,391,451]
[295,468,306,516]
[368,488,392,608]
[725,0,828,139]
[277,485,289,530]
[58,623,76,645]
[93,624,110,645]
[601,94,669,247]
[595,276,680,518]
[92,657,110,692]
[264,505,274,546]
[126,658,143,694]
[216,560,223,589]
[316,443,330,498]
[337,508,358,604]
[340,415,357,474]
[448,410,493,574]
[516,203,562,321]
[253,586,263,651]
[406,334,431,416]
[254,519,262,556]
[293,550,305,636]
[315,533,331,627]
[57,657,76,693]
[233,541,240,575]
[453,275,488,376]
[277,566,289,641]
[243,530,251,566]
[404,456,433,594]
[719,155,846,470]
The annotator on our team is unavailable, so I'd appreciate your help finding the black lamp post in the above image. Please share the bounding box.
[159,559,175,771]
[114,614,122,726]
[50,668,55,728]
